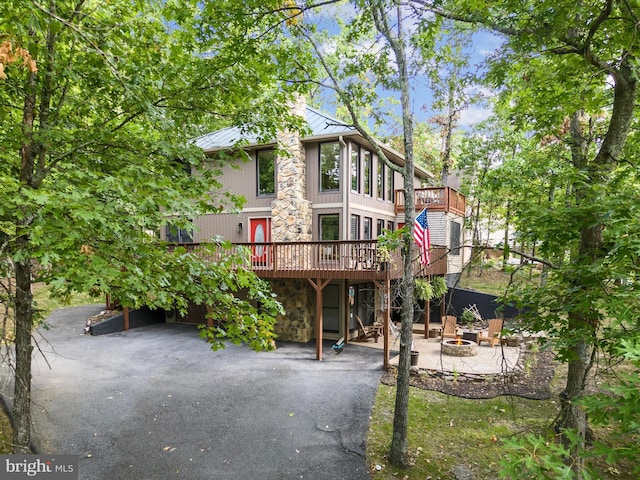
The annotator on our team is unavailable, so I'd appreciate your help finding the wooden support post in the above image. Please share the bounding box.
[344,280,350,344]
[373,278,390,370]
[123,306,130,331]
[308,278,331,361]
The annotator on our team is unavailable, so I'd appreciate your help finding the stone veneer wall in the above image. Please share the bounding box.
[270,279,315,343]
[271,199,312,242]
[271,95,312,244]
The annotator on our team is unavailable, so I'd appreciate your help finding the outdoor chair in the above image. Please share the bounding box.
[440,315,458,339]
[355,315,382,343]
[478,318,503,347]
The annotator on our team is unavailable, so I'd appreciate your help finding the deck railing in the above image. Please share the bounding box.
[173,240,448,279]
[395,186,466,216]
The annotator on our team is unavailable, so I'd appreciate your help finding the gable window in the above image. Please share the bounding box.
[257,149,276,196]
[320,142,340,192]
[377,161,384,200]
[450,221,461,256]
[166,223,193,243]
[363,150,372,196]
[351,214,360,240]
[351,144,360,193]
[364,217,372,240]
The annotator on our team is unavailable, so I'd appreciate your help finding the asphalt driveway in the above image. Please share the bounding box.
[0,305,383,479]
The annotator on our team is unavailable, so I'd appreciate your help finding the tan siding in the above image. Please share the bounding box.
[426,212,448,246]
[192,212,265,242]
[207,152,274,210]
[306,141,345,205]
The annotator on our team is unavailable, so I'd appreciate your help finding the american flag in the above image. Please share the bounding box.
[413,207,431,265]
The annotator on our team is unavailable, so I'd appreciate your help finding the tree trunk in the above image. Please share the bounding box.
[11,27,43,452]
[13,248,33,454]
[502,199,510,271]
[440,83,456,186]
[554,58,638,470]
[383,3,417,468]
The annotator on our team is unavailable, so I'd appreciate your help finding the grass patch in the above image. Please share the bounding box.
[32,283,98,321]
[366,385,557,479]
[457,267,540,296]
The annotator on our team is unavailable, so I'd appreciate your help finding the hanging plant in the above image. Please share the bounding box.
[430,276,448,298]
[414,276,448,301]
[414,278,433,301]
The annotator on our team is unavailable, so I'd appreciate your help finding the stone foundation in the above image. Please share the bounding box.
[270,279,315,343]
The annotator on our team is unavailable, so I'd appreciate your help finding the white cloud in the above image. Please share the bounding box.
[458,107,492,127]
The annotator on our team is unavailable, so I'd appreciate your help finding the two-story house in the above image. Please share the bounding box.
[166,97,467,361]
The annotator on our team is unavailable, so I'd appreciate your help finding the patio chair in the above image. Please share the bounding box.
[355,315,382,343]
[478,318,503,347]
[440,315,458,339]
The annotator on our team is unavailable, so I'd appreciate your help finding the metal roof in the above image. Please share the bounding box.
[193,106,356,152]
[192,106,433,179]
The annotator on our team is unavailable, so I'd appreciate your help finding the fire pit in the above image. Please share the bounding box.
[441,338,478,357]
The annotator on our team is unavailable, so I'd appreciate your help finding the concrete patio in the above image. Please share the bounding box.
[355,329,521,375]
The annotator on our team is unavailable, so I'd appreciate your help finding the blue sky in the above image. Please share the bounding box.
[303,3,504,135]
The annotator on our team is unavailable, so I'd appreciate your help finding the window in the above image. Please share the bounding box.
[376,219,385,237]
[450,221,461,256]
[320,142,340,192]
[320,214,340,240]
[351,214,360,240]
[166,223,193,243]
[377,161,384,200]
[256,149,276,196]
[351,144,360,193]
[364,217,372,240]
[363,150,372,196]
[387,221,394,231]
[386,167,394,202]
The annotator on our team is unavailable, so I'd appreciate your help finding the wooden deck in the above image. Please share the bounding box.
[176,240,448,280]
[395,186,466,217]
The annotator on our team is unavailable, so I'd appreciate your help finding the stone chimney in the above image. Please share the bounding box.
[271,94,312,242]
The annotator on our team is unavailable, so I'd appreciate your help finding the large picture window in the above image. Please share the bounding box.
[320,142,340,192]
[256,149,275,196]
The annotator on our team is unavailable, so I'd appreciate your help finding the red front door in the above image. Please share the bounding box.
[250,218,271,264]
